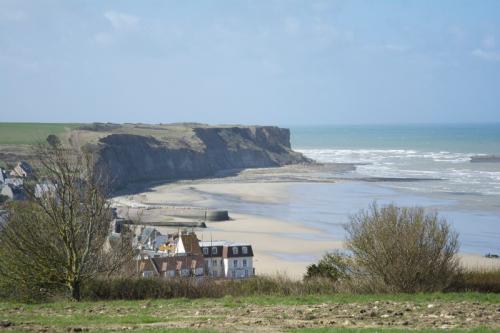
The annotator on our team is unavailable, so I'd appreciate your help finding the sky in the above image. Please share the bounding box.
[1,0,500,126]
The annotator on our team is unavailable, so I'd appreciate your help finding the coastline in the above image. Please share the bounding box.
[113,166,500,278]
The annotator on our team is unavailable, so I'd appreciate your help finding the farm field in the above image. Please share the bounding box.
[0,123,80,145]
[1,293,500,332]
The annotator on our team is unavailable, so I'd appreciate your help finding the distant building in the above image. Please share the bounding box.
[34,182,56,198]
[4,178,23,189]
[0,168,4,184]
[137,227,162,249]
[0,185,14,200]
[137,253,205,278]
[10,161,33,178]
[199,241,254,279]
[135,230,255,279]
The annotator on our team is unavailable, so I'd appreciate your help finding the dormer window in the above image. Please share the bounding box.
[232,246,238,255]
[203,247,209,255]
[242,246,248,254]
[211,247,217,255]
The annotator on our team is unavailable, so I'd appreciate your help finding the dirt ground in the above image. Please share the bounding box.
[2,299,500,332]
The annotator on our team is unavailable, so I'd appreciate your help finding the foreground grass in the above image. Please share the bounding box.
[293,329,500,333]
[1,293,500,332]
[0,123,80,145]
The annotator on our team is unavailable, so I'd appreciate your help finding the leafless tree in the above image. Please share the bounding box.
[0,138,134,301]
[345,203,460,292]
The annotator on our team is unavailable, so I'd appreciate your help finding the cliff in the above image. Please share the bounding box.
[72,123,311,189]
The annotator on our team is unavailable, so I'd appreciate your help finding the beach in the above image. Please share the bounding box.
[113,165,500,278]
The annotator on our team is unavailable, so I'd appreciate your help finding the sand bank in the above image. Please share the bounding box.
[113,175,500,278]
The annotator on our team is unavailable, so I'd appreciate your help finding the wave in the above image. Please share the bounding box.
[297,148,500,196]
[297,149,472,164]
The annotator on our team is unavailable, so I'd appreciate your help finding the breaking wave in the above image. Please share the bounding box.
[297,149,500,196]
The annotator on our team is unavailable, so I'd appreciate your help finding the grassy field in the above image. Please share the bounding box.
[1,293,499,332]
[0,123,81,145]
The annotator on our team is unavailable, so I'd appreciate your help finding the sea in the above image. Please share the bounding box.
[205,124,500,256]
[289,124,500,255]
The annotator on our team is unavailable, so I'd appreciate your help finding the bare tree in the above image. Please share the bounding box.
[345,203,460,292]
[0,138,134,301]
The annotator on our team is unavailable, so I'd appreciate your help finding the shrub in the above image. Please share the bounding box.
[448,269,500,293]
[305,251,352,281]
[81,275,337,301]
[345,203,460,293]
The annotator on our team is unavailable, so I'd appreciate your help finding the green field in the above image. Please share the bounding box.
[1,293,499,332]
[0,123,81,145]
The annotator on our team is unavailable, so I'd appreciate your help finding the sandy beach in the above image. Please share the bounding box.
[113,168,500,278]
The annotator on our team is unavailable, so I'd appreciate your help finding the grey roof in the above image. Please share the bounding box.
[139,227,162,242]
[153,235,170,250]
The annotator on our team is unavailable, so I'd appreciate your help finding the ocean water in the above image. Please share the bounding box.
[287,124,500,254]
[200,124,500,255]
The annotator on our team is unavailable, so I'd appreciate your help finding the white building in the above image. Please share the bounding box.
[199,241,255,279]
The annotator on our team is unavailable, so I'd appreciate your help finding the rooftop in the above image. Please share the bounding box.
[199,240,251,247]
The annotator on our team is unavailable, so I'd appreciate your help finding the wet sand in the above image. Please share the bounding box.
[113,169,500,278]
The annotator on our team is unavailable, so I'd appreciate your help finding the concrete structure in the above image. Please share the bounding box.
[199,241,254,279]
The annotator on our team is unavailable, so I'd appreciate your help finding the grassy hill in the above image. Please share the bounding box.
[0,123,81,145]
[1,293,499,332]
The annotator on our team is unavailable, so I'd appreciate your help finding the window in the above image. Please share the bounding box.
[232,246,238,255]
[233,259,238,267]
[211,247,217,255]
[203,247,209,255]
[245,270,249,277]
[231,270,236,278]
[243,259,247,267]
[242,246,248,254]
[212,259,217,266]
[143,271,153,278]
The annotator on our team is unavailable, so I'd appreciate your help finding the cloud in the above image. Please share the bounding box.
[104,11,140,30]
[482,35,496,49]
[472,49,500,62]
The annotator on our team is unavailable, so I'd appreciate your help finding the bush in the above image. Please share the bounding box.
[345,203,460,293]
[81,275,337,301]
[305,251,352,281]
[448,269,500,293]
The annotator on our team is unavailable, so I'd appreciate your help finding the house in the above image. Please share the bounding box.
[0,185,14,200]
[135,230,256,279]
[34,182,56,198]
[199,241,255,279]
[0,168,4,184]
[10,161,33,178]
[137,227,162,249]
[137,253,205,278]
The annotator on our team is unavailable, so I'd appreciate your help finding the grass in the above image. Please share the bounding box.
[1,293,499,332]
[293,328,500,333]
[0,123,81,145]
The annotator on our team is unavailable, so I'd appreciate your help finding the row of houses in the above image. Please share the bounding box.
[0,161,33,201]
[135,227,255,279]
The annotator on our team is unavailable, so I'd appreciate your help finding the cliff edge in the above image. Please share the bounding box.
[71,123,311,189]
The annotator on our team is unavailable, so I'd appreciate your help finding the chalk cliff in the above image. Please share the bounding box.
[74,124,311,189]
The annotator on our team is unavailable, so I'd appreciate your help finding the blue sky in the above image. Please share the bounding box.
[1,0,500,125]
